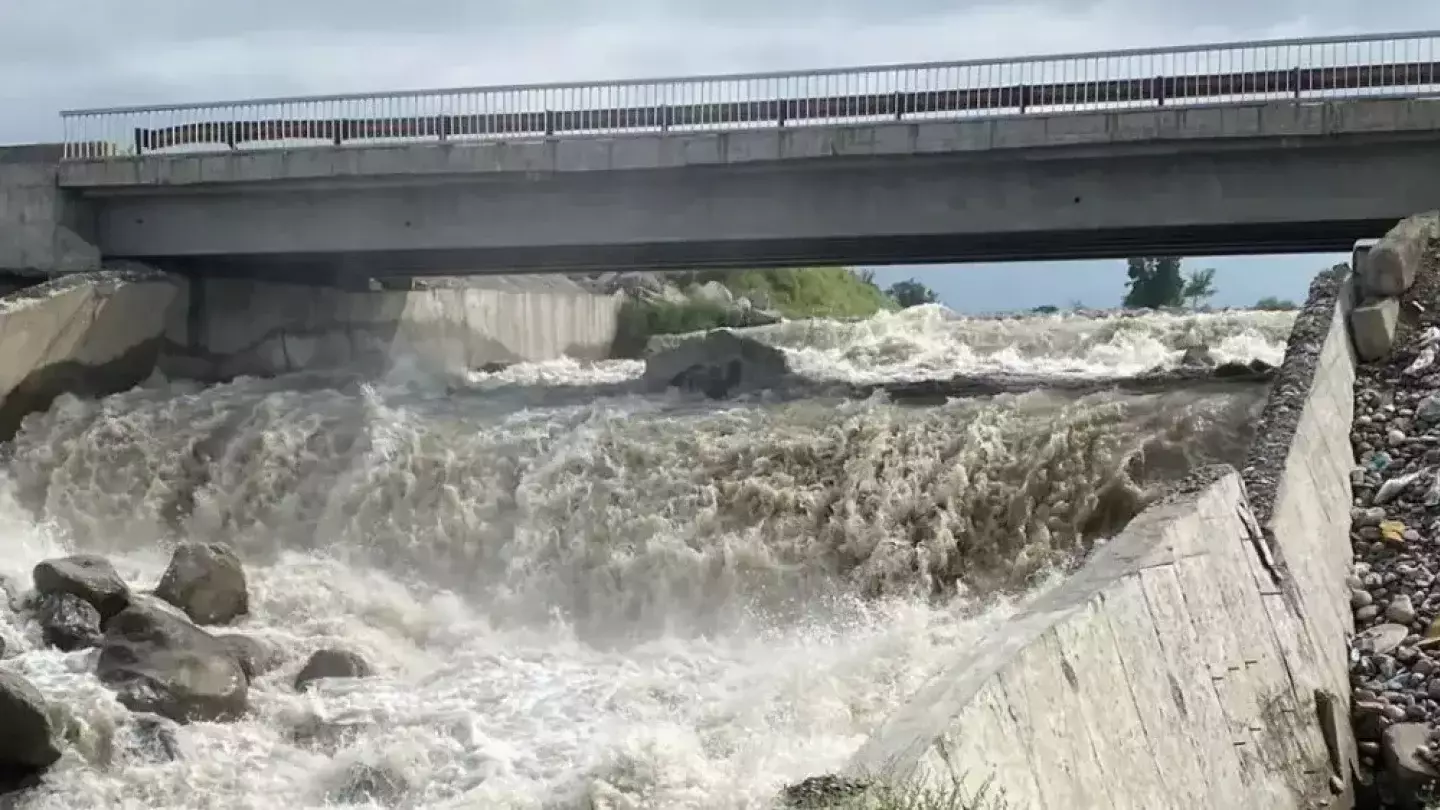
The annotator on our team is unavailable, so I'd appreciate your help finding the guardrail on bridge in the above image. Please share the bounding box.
[59,30,1440,160]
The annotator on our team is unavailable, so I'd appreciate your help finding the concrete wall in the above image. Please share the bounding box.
[161,275,624,380]
[846,266,1357,808]
[0,151,99,274]
[0,270,179,440]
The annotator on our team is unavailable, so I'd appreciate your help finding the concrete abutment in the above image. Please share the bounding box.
[0,270,623,441]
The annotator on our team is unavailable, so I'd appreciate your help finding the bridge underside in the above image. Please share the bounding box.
[82,135,1440,278]
[142,222,1382,282]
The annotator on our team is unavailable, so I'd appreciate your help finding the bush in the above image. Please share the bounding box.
[691,267,893,319]
[611,267,895,357]
[1254,296,1298,311]
[611,297,742,358]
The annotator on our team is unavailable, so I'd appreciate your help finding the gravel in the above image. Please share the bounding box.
[1343,237,1440,787]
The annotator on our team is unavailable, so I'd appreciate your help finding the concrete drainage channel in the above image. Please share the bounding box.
[797,215,1440,809]
[1,219,1438,807]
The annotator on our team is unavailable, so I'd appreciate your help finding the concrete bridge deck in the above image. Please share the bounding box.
[9,31,1440,276]
[54,97,1440,276]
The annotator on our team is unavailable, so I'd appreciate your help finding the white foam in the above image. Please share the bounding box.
[748,305,1295,383]
[0,305,1283,808]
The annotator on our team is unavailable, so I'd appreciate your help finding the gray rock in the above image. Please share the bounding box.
[96,601,248,724]
[1352,298,1402,361]
[1358,605,1382,621]
[32,555,130,621]
[117,713,184,763]
[1354,589,1376,608]
[1357,506,1388,526]
[36,592,102,652]
[1362,212,1439,297]
[781,775,872,808]
[0,670,61,794]
[1384,722,1439,791]
[295,649,373,692]
[154,542,249,626]
[290,714,374,753]
[327,761,410,806]
[641,331,792,398]
[1360,623,1412,656]
[1388,594,1418,625]
[1418,394,1440,424]
[215,634,283,680]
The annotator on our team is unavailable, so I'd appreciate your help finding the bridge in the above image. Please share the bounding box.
[14,30,1440,276]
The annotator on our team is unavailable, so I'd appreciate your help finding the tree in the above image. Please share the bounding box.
[1182,267,1218,309]
[1122,257,1185,309]
[1254,296,1298,311]
[886,279,939,308]
[1031,304,1059,314]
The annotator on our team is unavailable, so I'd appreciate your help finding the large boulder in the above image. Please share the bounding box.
[96,601,248,724]
[1352,298,1402,362]
[295,649,373,692]
[1361,212,1439,297]
[36,592,102,652]
[641,331,792,398]
[32,555,131,621]
[215,634,284,680]
[154,542,249,626]
[0,670,62,796]
[116,713,185,764]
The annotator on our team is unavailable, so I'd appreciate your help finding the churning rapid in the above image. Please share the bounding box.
[0,306,1293,809]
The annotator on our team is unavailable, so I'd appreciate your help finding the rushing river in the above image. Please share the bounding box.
[0,306,1294,809]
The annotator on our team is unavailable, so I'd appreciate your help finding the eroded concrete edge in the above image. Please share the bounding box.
[843,265,1357,809]
[0,268,179,441]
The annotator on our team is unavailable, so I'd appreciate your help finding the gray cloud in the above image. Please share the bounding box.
[3,1,1437,143]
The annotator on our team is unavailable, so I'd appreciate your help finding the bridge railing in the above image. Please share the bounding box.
[60,31,1440,161]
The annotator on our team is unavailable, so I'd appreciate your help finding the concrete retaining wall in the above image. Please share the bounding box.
[846,267,1358,808]
[0,270,179,440]
[160,275,624,379]
[0,151,100,275]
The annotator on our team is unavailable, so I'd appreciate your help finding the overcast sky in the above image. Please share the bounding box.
[3,2,1433,310]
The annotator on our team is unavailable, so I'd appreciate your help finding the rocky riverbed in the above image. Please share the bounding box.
[1347,235,1440,805]
[0,547,388,804]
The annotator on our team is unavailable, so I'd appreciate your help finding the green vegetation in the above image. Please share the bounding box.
[697,267,895,319]
[1123,257,1184,308]
[1123,257,1220,309]
[886,279,940,309]
[1182,267,1217,308]
[1254,296,1298,311]
[611,267,895,357]
[785,773,1006,810]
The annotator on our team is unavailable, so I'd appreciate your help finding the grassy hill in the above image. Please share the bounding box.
[612,267,893,357]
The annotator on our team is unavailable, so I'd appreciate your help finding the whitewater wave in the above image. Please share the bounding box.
[0,304,1287,809]
[740,304,1295,383]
